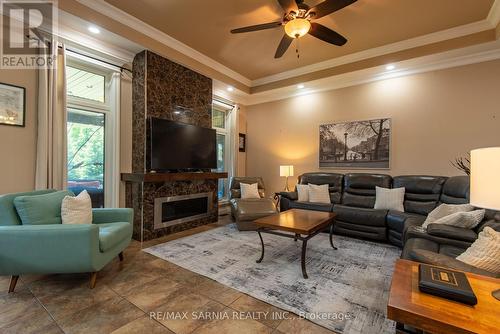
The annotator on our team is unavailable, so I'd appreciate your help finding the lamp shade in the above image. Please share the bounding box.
[280,165,294,177]
[470,147,500,210]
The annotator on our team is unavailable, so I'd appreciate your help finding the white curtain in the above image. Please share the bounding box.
[227,104,240,179]
[35,41,67,190]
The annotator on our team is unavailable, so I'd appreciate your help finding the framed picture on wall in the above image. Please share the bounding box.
[319,118,391,169]
[0,83,26,127]
[239,133,246,152]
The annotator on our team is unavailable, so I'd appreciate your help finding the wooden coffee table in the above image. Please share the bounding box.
[388,259,500,334]
[253,209,337,279]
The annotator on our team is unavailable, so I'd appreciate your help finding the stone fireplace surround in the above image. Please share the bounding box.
[122,50,227,241]
[122,173,226,241]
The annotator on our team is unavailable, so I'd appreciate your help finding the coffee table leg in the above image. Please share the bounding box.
[329,224,337,250]
[294,233,298,242]
[256,231,265,263]
[301,240,308,279]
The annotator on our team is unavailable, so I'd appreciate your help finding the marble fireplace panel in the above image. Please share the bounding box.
[132,50,213,173]
[127,50,218,241]
[127,180,218,241]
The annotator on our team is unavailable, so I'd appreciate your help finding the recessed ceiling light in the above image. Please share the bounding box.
[385,64,395,71]
[88,26,100,34]
[297,84,305,89]
[227,86,234,92]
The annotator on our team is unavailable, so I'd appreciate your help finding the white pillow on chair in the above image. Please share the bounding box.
[374,186,405,211]
[61,190,93,224]
[425,209,485,230]
[456,227,500,274]
[422,203,478,230]
[296,184,309,202]
[308,184,330,204]
[240,183,260,199]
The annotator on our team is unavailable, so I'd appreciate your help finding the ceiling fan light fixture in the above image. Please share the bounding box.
[284,18,311,38]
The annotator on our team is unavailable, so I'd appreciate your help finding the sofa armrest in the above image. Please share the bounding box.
[0,224,100,275]
[404,225,473,249]
[290,201,333,212]
[92,208,133,225]
[427,224,477,243]
[410,249,498,278]
[279,191,298,201]
[402,216,425,240]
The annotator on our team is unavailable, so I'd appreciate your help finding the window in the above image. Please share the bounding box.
[65,55,120,208]
[212,108,226,129]
[212,99,233,200]
[67,66,105,103]
[67,109,105,207]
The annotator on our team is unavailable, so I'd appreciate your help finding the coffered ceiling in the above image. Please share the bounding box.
[57,0,500,103]
[102,0,495,80]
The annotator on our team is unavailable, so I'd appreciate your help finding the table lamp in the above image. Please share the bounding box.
[280,165,294,191]
[470,147,500,300]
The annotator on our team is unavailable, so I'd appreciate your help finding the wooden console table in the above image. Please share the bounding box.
[387,259,500,334]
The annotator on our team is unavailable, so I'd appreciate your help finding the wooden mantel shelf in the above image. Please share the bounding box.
[121,172,228,183]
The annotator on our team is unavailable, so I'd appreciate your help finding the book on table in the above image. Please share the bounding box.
[418,264,477,305]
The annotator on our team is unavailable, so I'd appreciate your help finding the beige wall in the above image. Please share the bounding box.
[246,59,500,196]
[0,69,38,193]
[119,75,133,207]
[238,105,247,176]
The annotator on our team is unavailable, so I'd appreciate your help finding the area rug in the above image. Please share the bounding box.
[144,224,399,334]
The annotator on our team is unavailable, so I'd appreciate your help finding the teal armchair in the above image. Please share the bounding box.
[0,190,133,292]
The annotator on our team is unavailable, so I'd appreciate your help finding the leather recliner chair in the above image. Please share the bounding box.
[229,177,277,231]
[332,173,392,241]
[386,175,447,247]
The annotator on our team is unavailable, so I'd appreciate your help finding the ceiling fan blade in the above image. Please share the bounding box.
[231,22,282,34]
[277,0,298,14]
[309,23,347,46]
[308,0,357,19]
[275,34,294,58]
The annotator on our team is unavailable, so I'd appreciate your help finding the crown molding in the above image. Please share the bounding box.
[0,4,136,65]
[75,0,252,86]
[239,40,500,105]
[57,18,136,65]
[213,81,252,106]
[75,0,500,91]
[488,0,500,26]
[251,19,494,86]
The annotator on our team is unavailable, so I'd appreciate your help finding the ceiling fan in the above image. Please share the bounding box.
[231,0,357,58]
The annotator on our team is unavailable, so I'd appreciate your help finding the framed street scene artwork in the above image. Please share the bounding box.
[239,133,246,152]
[0,83,26,127]
[319,118,391,168]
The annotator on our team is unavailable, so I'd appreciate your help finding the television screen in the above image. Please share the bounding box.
[148,117,217,171]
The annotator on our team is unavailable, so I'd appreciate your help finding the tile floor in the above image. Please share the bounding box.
[0,215,337,334]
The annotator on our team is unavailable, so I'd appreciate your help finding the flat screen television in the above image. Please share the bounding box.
[148,117,217,171]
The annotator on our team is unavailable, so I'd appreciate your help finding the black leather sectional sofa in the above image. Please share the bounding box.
[279,172,500,277]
